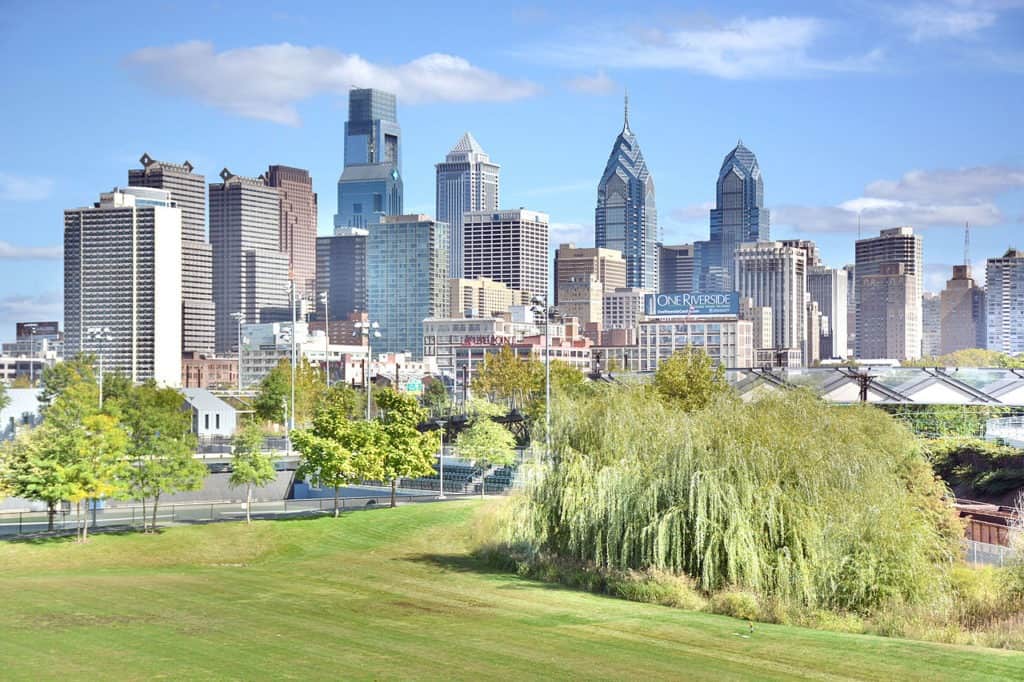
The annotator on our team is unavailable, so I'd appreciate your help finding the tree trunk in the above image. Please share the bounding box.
[246,484,252,524]
[334,486,340,518]
[47,501,55,531]
[141,496,148,533]
[75,501,82,542]
[151,493,160,534]
[390,478,397,508]
[82,506,89,542]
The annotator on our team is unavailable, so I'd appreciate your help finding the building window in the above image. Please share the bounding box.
[215,414,220,429]
[204,414,209,430]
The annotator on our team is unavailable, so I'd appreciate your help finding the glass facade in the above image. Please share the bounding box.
[335,89,403,231]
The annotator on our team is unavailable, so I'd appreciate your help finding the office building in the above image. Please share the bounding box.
[807,265,849,359]
[266,165,317,299]
[316,227,368,327]
[129,153,215,355]
[595,96,658,290]
[239,321,367,388]
[659,243,695,294]
[463,209,549,301]
[423,315,566,376]
[64,187,182,385]
[855,227,923,360]
[844,265,856,353]
[557,275,604,327]
[553,244,627,305]
[367,215,449,358]
[739,298,773,351]
[435,132,499,278]
[334,88,402,230]
[694,141,770,292]
[210,169,289,354]
[181,353,238,390]
[922,292,942,357]
[602,286,648,333]
[781,239,821,267]
[734,241,806,361]
[806,299,822,366]
[639,292,753,370]
[940,265,986,354]
[449,278,528,318]
[859,263,917,360]
[985,248,1024,354]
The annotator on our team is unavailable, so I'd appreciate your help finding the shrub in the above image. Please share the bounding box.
[607,570,706,610]
[708,589,761,621]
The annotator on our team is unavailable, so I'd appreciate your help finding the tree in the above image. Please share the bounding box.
[0,428,77,530]
[253,358,326,429]
[65,413,129,542]
[455,402,517,498]
[230,421,277,524]
[374,389,438,507]
[421,378,450,416]
[118,383,205,533]
[0,382,8,412]
[471,346,543,409]
[11,375,32,389]
[38,353,96,412]
[292,398,384,517]
[653,347,732,412]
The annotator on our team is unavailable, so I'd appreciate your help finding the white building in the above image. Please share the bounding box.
[64,187,182,386]
[639,293,753,370]
[602,287,648,331]
[463,209,549,302]
[182,388,237,438]
[734,241,807,363]
[423,316,566,376]
[986,248,1024,355]
[435,133,500,279]
[855,227,923,360]
[807,265,849,359]
[239,321,367,388]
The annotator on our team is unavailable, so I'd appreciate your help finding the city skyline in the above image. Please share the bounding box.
[2,1,1023,332]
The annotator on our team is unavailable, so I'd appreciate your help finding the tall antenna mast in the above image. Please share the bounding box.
[857,212,862,241]
[964,221,970,267]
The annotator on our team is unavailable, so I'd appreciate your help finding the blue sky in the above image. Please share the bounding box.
[1,0,1022,335]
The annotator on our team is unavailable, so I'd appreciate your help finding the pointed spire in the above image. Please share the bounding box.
[623,89,631,133]
[737,138,744,148]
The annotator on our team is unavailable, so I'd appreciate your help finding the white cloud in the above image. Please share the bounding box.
[0,172,54,201]
[532,16,883,78]
[773,164,1024,234]
[887,1,1005,41]
[671,202,714,223]
[0,291,62,320]
[565,70,618,95]
[549,222,592,247]
[124,41,541,125]
[0,241,62,260]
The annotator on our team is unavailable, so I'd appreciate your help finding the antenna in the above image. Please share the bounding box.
[623,89,630,131]
[964,221,970,267]
[857,212,862,241]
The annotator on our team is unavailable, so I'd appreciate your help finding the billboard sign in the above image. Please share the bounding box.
[645,292,740,317]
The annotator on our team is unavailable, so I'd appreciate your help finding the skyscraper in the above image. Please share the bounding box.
[658,243,695,294]
[734,241,806,361]
[316,227,368,325]
[940,265,986,354]
[367,215,449,358]
[855,227,923,360]
[64,187,182,385]
[985,248,1024,354]
[695,141,770,292]
[436,132,500,278]
[210,169,288,354]
[595,95,658,290]
[807,265,849,359]
[334,88,402,231]
[129,153,214,356]
[463,209,549,302]
[266,165,317,299]
[859,263,916,360]
[553,244,627,305]
[922,292,942,357]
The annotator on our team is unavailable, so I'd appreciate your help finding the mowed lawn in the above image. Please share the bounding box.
[1,502,1022,681]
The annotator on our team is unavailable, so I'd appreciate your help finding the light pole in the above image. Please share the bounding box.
[319,290,331,388]
[353,320,380,420]
[289,280,296,437]
[26,324,38,386]
[436,419,448,500]
[86,326,113,409]
[231,311,244,393]
[530,297,556,460]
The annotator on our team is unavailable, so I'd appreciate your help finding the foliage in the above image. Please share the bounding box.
[905,349,1024,368]
[0,428,78,529]
[887,404,1011,439]
[456,410,517,494]
[421,378,450,416]
[926,437,1024,497]
[500,386,961,614]
[230,421,277,524]
[471,346,542,408]
[652,347,732,411]
[64,413,130,542]
[11,375,32,389]
[708,590,762,622]
[0,382,8,411]
[374,389,438,507]
[253,358,326,428]
[38,353,96,411]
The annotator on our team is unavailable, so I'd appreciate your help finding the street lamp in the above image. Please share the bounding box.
[353,320,381,420]
[530,297,557,460]
[319,290,331,388]
[231,311,244,393]
[288,280,297,437]
[86,326,113,408]
[436,418,448,500]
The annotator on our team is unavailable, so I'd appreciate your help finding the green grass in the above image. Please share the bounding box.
[1,502,1022,681]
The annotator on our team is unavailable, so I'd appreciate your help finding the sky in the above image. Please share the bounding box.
[1,0,1022,336]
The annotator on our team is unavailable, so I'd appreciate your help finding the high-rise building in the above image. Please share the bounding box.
[449,278,528,318]
[266,165,317,299]
[553,244,627,305]
[859,263,916,360]
[781,240,821,267]
[64,187,182,385]
[367,215,449,358]
[556,275,604,327]
[129,153,215,355]
[695,141,770,292]
[739,298,774,351]
[806,299,822,366]
[922,292,942,357]
[940,265,986,354]
[855,227,923,360]
[209,169,288,354]
[463,209,549,302]
[658,243,695,294]
[807,265,849,359]
[602,287,649,332]
[316,227,368,327]
[435,132,499,278]
[985,248,1024,354]
[595,96,658,290]
[734,241,806,362]
[843,265,856,354]
[334,88,403,231]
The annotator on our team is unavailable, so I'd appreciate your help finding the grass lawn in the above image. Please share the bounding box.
[1,501,1021,681]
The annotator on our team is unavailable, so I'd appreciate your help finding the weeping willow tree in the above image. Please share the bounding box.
[502,386,962,614]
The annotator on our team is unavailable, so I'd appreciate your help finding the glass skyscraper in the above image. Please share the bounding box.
[695,140,770,292]
[595,96,658,291]
[334,88,403,231]
[435,132,499,278]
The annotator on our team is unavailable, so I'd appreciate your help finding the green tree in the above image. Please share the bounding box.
[292,394,384,516]
[38,353,96,411]
[653,347,732,412]
[0,428,77,530]
[0,382,8,412]
[471,346,542,408]
[11,375,32,389]
[118,383,205,532]
[65,413,129,542]
[374,389,438,507]
[230,421,277,524]
[421,378,450,416]
[253,358,326,429]
[456,402,517,498]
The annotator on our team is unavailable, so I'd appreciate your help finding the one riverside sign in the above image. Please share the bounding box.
[645,292,740,317]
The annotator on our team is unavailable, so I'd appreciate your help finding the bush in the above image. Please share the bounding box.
[708,589,761,621]
[607,570,706,610]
